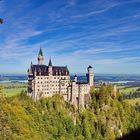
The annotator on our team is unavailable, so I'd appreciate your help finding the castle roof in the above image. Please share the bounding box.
[76,81,88,84]
[30,65,69,77]
[88,65,92,69]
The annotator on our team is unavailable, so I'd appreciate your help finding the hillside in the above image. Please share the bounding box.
[0,84,140,140]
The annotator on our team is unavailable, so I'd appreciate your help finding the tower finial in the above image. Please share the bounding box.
[38,47,43,56]
[48,58,52,66]
[38,48,44,65]
[30,61,33,67]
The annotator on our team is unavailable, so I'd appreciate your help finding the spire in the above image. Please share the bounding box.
[38,47,43,56]
[38,48,44,65]
[48,58,52,66]
[30,61,33,67]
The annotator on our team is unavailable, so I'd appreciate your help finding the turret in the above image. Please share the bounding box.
[48,58,53,76]
[87,65,94,87]
[74,74,77,82]
[30,61,33,67]
[48,58,52,67]
[38,48,44,65]
[28,61,33,75]
[66,65,69,76]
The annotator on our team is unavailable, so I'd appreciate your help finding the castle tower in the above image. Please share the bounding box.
[74,74,77,82]
[27,61,33,75]
[87,65,94,87]
[38,48,44,65]
[48,58,53,76]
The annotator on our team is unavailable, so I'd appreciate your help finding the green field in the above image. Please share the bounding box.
[117,85,139,95]
[0,82,27,96]
[117,85,140,106]
[1,82,139,99]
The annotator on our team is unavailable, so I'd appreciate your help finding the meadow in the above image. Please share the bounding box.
[117,85,139,94]
[0,82,27,96]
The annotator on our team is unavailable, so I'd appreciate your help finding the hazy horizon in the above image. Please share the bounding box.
[1,72,140,76]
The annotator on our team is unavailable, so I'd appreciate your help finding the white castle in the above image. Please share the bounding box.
[27,48,94,108]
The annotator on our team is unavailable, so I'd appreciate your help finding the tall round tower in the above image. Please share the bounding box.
[74,74,77,82]
[38,48,44,65]
[87,65,94,87]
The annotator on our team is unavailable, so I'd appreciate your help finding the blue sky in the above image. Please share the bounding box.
[0,0,140,74]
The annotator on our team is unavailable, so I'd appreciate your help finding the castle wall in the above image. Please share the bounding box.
[31,75,70,101]
[70,82,90,108]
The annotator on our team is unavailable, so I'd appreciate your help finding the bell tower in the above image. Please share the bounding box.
[38,48,44,65]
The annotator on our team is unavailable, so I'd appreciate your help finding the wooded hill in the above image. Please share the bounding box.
[0,84,140,140]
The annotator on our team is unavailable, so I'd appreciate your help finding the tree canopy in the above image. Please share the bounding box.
[0,84,140,140]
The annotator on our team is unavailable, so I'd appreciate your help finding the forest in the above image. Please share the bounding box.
[0,84,140,140]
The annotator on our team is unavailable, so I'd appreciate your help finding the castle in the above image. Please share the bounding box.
[27,48,94,108]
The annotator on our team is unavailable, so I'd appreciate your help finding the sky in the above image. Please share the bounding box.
[0,0,140,74]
